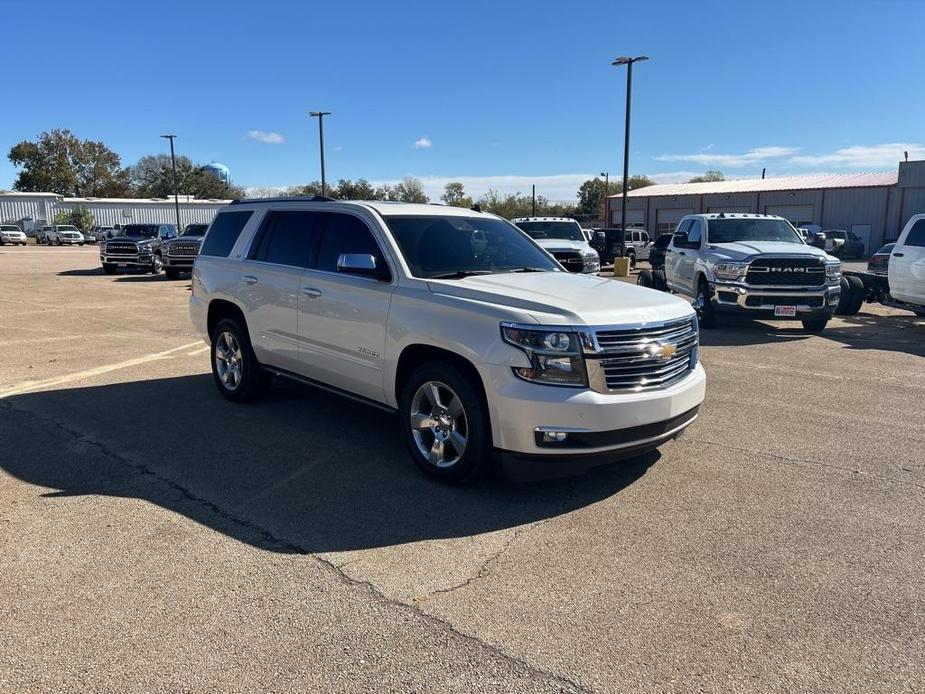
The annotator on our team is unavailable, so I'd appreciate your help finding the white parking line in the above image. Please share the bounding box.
[0,341,202,399]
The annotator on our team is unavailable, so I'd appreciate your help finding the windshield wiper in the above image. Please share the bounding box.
[430,270,493,280]
[508,267,548,273]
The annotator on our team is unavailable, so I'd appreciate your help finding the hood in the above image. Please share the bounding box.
[168,236,203,246]
[427,271,694,326]
[113,235,156,243]
[708,241,835,262]
[533,238,591,253]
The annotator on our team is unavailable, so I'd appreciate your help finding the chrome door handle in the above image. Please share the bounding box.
[678,251,686,256]
[242,274,258,285]
[302,287,323,298]
[892,252,904,257]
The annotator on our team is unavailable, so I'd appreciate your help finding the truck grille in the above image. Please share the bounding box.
[592,317,698,392]
[746,257,825,286]
[105,242,138,255]
[552,251,584,273]
[169,243,200,256]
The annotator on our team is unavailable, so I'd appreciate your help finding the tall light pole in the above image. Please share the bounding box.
[600,171,609,225]
[160,134,181,232]
[308,111,331,196]
[611,55,648,256]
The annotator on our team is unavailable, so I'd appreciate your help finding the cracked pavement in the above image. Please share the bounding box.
[1,246,923,692]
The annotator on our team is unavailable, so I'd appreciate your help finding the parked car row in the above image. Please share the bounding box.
[98,223,208,277]
[0,224,28,245]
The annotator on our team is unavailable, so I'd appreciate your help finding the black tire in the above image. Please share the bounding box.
[627,252,636,269]
[149,254,163,274]
[838,275,865,316]
[637,269,653,288]
[914,310,925,318]
[652,269,668,292]
[801,317,829,332]
[210,317,264,403]
[399,361,492,483]
[102,263,117,275]
[164,268,180,280]
[696,278,718,328]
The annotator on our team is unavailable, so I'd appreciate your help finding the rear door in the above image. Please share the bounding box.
[296,210,395,402]
[890,217,925,305]
[236,210,322,373]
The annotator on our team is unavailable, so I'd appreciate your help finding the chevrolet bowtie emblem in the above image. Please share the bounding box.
[650,343,677,360]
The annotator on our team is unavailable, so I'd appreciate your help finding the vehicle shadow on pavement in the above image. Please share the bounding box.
[57,268,108,276]
[1,375,657,553]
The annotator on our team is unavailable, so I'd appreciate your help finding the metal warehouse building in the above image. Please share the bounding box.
[0,191,229,232]
[606,159,925,255]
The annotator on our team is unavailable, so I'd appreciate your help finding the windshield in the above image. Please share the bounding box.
[515,220,585,242]
[707,218,802,244]
[385,215,560,279]
[118,225,158,238]
[1,226,20,231]
[181,224,208,237]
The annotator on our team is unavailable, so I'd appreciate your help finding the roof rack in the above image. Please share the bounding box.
[229,195,335,205]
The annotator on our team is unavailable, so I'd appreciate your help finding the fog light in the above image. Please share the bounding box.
[541,431,568,443]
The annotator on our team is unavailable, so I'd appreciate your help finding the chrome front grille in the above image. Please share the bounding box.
[105,243,138,255]
[168,243,199,256]
[590,316,698,392]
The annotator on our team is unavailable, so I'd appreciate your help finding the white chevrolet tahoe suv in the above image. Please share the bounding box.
[190,198,705,482]
[663,213,842,332]
[511,217,601,274]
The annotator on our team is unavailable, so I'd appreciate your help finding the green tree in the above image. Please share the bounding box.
[8,129,129,196]
[688,170,725,183]
[128,154,243,199]
[53,206,95,230]
[577,177,620,216]
[330,178,380,200]
[441,181,473,208]
[391,177,429,203]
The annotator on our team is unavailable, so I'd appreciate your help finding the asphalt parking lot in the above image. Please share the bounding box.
[1,245,923,693]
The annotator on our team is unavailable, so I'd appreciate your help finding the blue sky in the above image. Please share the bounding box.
[2,0,922,200]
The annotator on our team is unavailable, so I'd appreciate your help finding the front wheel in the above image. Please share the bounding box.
[801,317,829,332]
[399,362,491,483]
[149,254,163,274]
[696,279,718,328]
[210,318,264,402]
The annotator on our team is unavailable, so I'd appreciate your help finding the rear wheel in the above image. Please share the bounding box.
[652,269,668,291]
[636,270,653,288]
[210,318,264,402]
[627,252,636,269]
[399,361,491,483]
[837,276,865,315]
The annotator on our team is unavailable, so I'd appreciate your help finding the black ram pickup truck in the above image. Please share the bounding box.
[162,223,208,279]
[99,223,177,274]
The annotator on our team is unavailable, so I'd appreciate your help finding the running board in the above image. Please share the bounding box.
[262,365,397,414]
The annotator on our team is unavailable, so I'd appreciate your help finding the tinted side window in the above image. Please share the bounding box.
[674,219,692,238]
[200,211,254,257]
[251,211,323,267]
[687,220,703,245]
[904,219,925,247]
[641,231,649,242]
[316,213,384,273]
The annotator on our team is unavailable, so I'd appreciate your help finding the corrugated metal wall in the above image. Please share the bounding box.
[0,195,57,230]
[55,200,225,227]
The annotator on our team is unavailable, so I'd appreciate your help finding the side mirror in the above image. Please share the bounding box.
[337,253,390,281]
[672,232,689,247]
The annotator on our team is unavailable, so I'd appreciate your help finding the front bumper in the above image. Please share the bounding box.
[484,362,706,478]
[163,255,196,269]
[709,279,840,318]
[100,254,152,267]
[0,236,26,244]
[59,238,84,244]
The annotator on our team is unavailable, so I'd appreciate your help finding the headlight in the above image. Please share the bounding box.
[501,324,587,386]
[825,260,842,280]
[713,261,749,280]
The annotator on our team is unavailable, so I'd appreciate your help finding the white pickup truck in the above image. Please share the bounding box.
[837,213,925,317]
[653,213,842,332]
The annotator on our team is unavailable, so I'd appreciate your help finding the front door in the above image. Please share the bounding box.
[891,218,925,305]
[297,210,394,402]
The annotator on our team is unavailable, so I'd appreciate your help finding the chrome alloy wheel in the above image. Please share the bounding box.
[214,331,243,391]
[410,381,468,468]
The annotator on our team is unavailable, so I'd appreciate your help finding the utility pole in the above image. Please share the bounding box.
[611,55,648,256]
[532,184,536,216]
[160,134,181,232]
[600,171,609,224]
[309,111,331,196]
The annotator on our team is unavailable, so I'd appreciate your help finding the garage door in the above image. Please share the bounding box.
[655,208,694,235]
[707,206,751,214]
[765,205,814,227]
[610,209,645,227]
